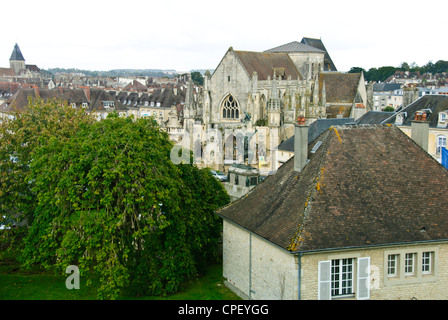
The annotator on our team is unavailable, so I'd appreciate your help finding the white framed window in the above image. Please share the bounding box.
[436,135,446,154]
[384,248,438,286]
[318,257,370,300]
[422,252,432,275]
[387,254,398,277]
[405,253,415,276]
[331,258,354,297]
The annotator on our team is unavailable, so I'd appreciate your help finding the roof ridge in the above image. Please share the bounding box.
[288,129,333,251]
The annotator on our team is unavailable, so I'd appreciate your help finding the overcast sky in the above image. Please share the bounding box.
[2,0,446,73]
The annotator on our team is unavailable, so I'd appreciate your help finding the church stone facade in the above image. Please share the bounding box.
[175,38,365,174]
[171,37,369,173]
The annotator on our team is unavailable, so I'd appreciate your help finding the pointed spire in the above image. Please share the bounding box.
[10,43,25,61]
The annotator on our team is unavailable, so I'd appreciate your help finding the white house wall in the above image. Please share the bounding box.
[222,220,298,300]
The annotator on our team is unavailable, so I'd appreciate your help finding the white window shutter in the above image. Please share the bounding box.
[357,257,370,300]
[318,260,331,300]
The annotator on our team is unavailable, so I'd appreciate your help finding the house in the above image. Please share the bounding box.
[217,122,448,300]
[0,87,126,121]
[372,83,402,111]
[361,95,448,163]
[223,164,261,201]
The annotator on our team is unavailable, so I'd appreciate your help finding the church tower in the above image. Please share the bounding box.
[10,43,26,74]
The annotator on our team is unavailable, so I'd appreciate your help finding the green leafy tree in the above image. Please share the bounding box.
[190,71,204,86]
[0,97,95,227]
[14,110,229,299]
[347,67,366,74]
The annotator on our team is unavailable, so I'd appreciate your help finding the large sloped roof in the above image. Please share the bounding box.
[234,50,303,80]
[218,125,448,252]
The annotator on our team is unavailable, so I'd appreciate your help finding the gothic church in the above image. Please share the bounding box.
[172,37,369,172]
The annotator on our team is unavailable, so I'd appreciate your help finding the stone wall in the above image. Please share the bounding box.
[223,220,448,300]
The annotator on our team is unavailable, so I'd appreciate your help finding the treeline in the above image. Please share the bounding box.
[348,60,448,82]
[44,67,176,78]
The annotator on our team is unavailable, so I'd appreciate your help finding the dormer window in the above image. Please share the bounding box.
[438,112,448,128]
[103,101,115,109]
[395,112,406,125]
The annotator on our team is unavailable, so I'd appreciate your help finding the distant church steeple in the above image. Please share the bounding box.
[9,43,26,74]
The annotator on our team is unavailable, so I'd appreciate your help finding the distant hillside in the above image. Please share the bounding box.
[45,68,178,78]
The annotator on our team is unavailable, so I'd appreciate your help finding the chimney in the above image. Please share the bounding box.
[33,86,40,97]
[294,116,308,172]
[411,111,429,152]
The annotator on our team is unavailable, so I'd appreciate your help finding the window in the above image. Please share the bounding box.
[385,249,437,286]
[331,258,354,297]
[387,254,398,277]
[422,252,432,275]
[103,101,115,108]
[436,135,446,154]
[228,76,230,82]
[319,257,370,300]
[221,94,239,120]
[405,253,415,275]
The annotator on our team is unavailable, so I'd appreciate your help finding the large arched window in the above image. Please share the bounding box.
[222,94,240,120]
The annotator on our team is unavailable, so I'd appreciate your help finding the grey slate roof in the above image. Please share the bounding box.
[278,118,355,152]
[301,37,337,71]
[373,83,401,92]
[10,43,25,61]
[264,41,325,54]
[356,111,394,125]
[382,95,448,128]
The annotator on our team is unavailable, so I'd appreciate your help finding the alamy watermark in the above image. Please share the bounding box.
[65,265,80,290]
[169,126,280,171]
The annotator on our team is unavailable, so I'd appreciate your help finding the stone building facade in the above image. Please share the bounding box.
[172,37,367,173]
[223,220,448,300]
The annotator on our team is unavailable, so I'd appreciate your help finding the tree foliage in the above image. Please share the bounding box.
[190,71,204,86]
[1,100,229,299]
[0,98,95,226]
[348,60,448,82]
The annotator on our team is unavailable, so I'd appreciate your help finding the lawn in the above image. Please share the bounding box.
[0,251,240,300]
